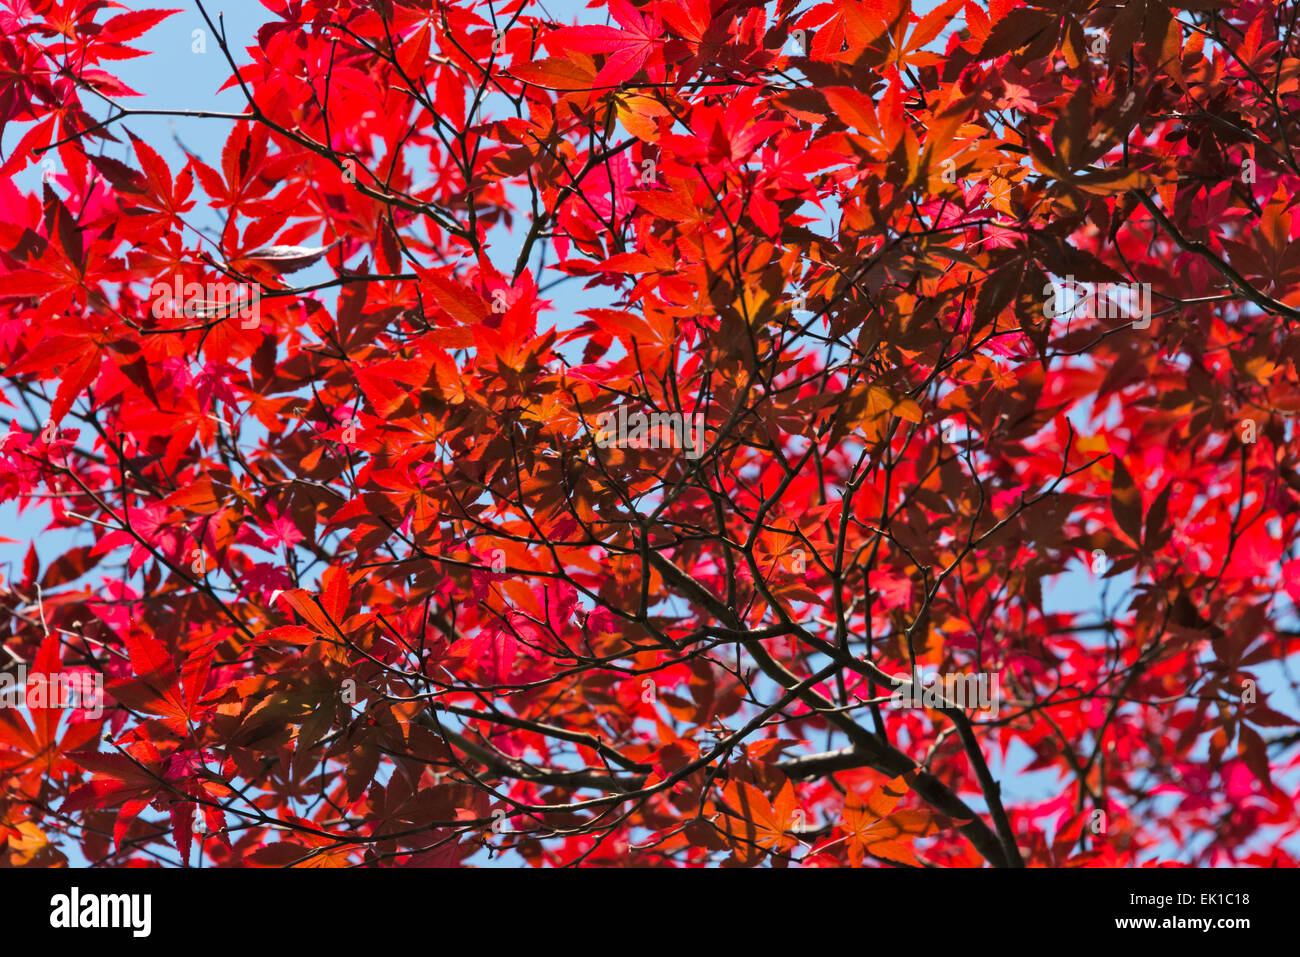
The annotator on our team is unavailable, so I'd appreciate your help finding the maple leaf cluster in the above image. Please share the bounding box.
[0,0,1298,868]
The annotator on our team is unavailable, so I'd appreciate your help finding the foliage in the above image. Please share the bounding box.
[1,0,1299,868]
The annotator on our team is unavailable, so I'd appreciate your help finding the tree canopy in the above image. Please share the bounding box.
[1,0,1298,868]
